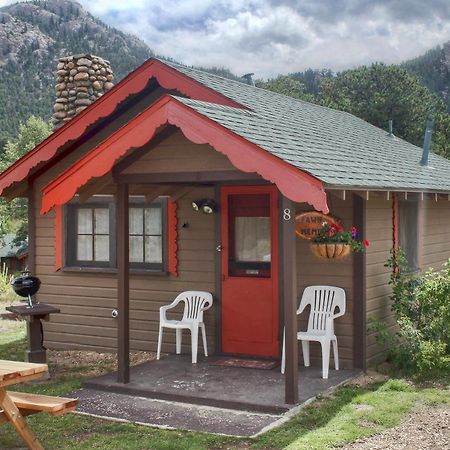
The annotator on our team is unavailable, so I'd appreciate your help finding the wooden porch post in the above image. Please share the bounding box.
[280,195,298,404]
[27,187,35,274]
[117,183,130,383]
[353,193,367,370]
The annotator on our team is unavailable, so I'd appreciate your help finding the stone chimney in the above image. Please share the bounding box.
[53,54,114,130]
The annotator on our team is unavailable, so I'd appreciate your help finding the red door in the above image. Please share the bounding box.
[221,185,279,357]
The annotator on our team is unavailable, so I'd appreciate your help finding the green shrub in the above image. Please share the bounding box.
[370,250,450,377]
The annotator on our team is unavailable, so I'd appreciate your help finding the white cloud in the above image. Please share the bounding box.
[3,0,450,77]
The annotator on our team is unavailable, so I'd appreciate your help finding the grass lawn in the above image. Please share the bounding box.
[0,331,448,449]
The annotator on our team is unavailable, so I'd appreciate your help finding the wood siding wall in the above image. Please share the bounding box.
[122,130,237,174]
[364,197,395,366]
[421,200,450,270]
[295,195,354,369]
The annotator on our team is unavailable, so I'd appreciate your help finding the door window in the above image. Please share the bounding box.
[228,194,271,277]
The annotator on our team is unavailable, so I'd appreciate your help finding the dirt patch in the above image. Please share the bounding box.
[347,370,389,388]
[341,404,450,449]
[47,349,156,380]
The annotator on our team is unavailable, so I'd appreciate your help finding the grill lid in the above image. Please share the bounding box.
[11,272,41,298]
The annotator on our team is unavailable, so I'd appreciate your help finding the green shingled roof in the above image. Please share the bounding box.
[163,59,450,192]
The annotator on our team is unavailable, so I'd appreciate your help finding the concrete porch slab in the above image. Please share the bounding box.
[83,355,360,415]
[72,388,282,437]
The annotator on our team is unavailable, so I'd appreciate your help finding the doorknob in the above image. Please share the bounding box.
[216,244,222,253]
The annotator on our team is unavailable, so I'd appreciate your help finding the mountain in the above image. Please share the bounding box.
[402,43,450,111]
[0,0,153,145]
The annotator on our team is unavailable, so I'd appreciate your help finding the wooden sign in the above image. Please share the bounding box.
[295,212,341,240]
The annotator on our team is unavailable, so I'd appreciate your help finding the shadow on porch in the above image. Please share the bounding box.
[83,354,360,415]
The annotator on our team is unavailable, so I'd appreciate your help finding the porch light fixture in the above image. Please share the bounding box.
[192,199,216,214]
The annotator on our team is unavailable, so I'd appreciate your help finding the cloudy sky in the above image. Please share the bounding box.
[2,0,450,77]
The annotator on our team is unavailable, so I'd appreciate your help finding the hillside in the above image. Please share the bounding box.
[402,43,450,110]
[0,0,153,145]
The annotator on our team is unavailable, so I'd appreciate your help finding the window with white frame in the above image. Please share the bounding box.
[65,197,166,271]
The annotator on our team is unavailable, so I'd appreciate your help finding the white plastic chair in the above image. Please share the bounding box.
[157,291,213,364]
[281,286,346,379]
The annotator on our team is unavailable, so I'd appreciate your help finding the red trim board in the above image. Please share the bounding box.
[54,205,63,271]
[0,59,243,196]
[167,198,178,276]
[41,95,328,214]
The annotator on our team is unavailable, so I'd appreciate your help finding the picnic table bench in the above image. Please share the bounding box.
[0,359,78,450]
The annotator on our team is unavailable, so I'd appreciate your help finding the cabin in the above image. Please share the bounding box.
[0,235,28,274]
[1,57,450,407]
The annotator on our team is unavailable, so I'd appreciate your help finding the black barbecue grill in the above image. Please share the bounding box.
[11,272,41,308]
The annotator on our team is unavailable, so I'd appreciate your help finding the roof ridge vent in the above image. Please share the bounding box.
[420,118,434,166]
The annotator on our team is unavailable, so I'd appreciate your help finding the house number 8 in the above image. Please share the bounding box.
[283,209,291,220]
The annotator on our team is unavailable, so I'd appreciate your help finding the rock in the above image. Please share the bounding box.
[55,83,66,91]
[57,62,65,70]
[53,103,66,112]
[74,72,89,81]
[69,69,78,76]
[55,98,68,103]
[56,69,67,77]
[92,64,99,70]
[68,96,76,102]
[92,80,103,90]
[61,90,69,97]
[88,69,95,75]
[100,67,106,75]
[77,92,89,98]
[89,76,96,81]
[104,82,114,90]
[75,98,91,106]
[68,90,76,96]
[77,58,93,67]
[98,75,107,82]
[57,76,65,83]
[106,74,113,81]
[67,62,75,69]
[53,111,67,120]
[67,110,76,117]
[76,86,88,92]
[77,66,89,73]
[76,106,88,114]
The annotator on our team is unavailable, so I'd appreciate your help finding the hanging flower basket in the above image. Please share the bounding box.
[310,243,352,260]
[309,222,369,260]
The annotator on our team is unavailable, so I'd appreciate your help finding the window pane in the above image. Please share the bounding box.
[235,216,271,262]
[399,201,419,270]
[94,208,109,234]
[77,235,93,261]
[145,207,162,235]
[77,209,92,234]
[130,236,144,262]
[129,208,143,235]
[94,235,110,261]
[145,236,162,263]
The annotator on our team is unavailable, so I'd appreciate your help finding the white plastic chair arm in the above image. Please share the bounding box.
[159,299,183,321]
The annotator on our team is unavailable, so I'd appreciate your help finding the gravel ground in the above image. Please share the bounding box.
[341,404,450,450]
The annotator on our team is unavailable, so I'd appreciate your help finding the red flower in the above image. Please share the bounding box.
[351,227,357,233]
[364,239,370,247]
[329,229,335,237]
[336,224,344,232]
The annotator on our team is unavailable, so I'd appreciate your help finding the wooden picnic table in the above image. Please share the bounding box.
[0,359,77,450]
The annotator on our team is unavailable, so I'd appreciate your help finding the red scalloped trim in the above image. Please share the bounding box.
[0,59,243,196]
[167,198,178,276]
[41,95,328,214]
[54,205,63,271]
